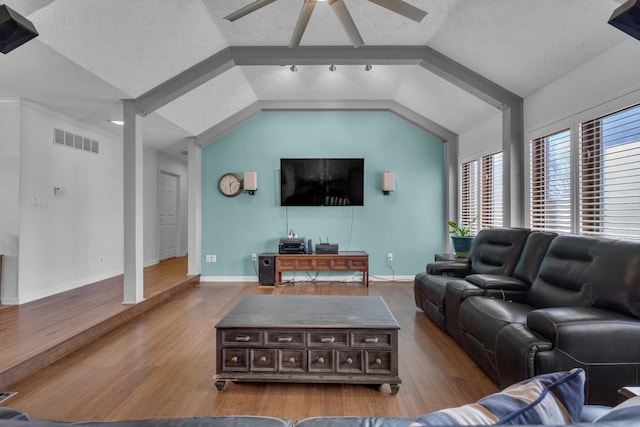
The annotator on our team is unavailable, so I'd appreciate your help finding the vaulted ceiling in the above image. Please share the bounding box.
[0,0,630,158]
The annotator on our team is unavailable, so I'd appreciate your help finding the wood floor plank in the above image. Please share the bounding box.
[6,279,498,422]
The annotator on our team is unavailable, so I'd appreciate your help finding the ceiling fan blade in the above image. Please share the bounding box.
[367,0,427,22]
[224,0,278,22]
[289,0,316,48]
[328,0,364,47]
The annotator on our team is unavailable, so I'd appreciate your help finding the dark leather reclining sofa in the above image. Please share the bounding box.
[414,228,640,406]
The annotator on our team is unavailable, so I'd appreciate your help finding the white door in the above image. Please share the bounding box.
[159,172,178,261]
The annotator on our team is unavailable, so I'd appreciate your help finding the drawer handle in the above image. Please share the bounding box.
[363,337,379,344]
[320,337,336,343]
[231,356,239,363]
[259,356,267,363]
[235,336,251,342]
[375,358,382,365]
[278,336,293,343]
[318,357,325,364]
[346,357,353,364]
[288,357,295,363]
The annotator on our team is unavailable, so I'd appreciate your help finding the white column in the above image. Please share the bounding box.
[187,137,201,276]
[123,100,145,304]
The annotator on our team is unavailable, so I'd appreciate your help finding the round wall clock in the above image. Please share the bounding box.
[218,172,243,197]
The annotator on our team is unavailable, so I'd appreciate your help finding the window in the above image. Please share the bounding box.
[580,104,640,239]
[530,130,571,233]
[481,152,503,228]
[460,160,478,234]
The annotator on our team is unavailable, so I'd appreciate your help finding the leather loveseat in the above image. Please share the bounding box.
[414,228,640,405]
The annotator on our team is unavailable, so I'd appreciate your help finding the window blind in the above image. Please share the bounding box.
[481,152,503,228]
[460,160,478,234]
[530,130,571,233]
[580,104,640,239]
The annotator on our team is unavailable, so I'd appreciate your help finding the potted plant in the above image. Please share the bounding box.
[448,218,476,257]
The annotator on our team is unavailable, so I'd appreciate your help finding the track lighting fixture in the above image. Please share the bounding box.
[365,64,373,71]
[290,65,297,72]
[329,65,336,72]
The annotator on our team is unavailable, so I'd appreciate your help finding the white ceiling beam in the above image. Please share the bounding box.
[136,48,235,115]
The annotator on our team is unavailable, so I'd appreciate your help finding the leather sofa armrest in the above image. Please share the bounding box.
[465,274,528,291]
[426,261,470,277]
[444,279,485,343]
[464,274,529,303]
[527,307,640,362]
[495,323,552,388]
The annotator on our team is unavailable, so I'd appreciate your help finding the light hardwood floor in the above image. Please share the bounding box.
[6,280,498,422]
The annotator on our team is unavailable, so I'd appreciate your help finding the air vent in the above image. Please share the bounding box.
[53,128,99,155]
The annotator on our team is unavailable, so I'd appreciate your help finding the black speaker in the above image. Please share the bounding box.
[0,5,39,54]
[609,0,640,42]
[258,254,276,286]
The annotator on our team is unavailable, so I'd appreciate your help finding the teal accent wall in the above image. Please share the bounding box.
[201,111,445,279]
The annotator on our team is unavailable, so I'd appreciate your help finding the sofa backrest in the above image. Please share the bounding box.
[469,228,531,276]
[591,239,640,319]
[525,234,614,309]
[512,231,557,285]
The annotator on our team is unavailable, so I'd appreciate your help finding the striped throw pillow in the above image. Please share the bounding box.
[412,368,585,425]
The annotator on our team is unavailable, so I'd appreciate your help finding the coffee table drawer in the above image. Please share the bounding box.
[221,330,262,346]
[351,331,393,348]
[308,350,335,372]
[221,349,249,371]
[251,349,277,372]
[307,331,348,347]
[279,349,306,372]
[266,330,305,346]
[366,351,392,374]
[337,350,363,373]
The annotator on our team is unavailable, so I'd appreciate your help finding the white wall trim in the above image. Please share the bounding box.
[200,275,414,283]
[20,99,121,142]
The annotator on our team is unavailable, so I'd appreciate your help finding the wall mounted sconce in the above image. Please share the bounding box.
[382,172,395,195]
[244,171,257,195]
[365,64,373,71]
[329,64,337,72]
[290,65,298,72]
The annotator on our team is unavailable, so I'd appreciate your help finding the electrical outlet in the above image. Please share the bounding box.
[251,253,257,261]
[206,255,211,263]
[387,253,393,262]
[211,255,217,263]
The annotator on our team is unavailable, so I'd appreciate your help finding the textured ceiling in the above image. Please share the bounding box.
[0,0,630,159]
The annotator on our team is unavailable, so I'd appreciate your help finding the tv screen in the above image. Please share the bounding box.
[280,158,364,206]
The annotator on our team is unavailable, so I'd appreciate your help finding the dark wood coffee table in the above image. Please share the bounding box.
[214,295,401,393]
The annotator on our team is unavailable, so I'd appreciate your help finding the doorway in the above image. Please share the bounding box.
[159,171,179,261]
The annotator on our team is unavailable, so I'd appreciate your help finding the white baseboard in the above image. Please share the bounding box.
[199,275,414,283]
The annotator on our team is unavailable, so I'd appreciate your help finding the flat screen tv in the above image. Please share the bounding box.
[280,158,364,206]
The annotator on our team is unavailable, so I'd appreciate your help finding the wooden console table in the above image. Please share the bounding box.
[275,251,369,286]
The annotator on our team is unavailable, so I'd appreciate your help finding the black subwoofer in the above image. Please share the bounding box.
[609,0,640,41]
[0,5,39,54]
[258,254,276,286]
